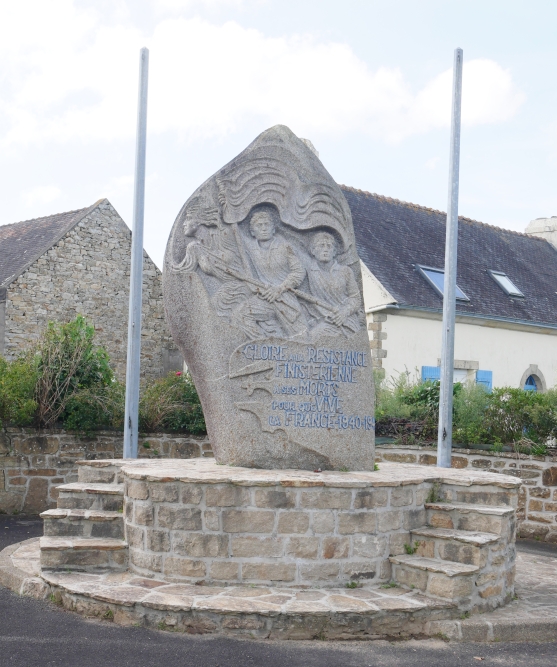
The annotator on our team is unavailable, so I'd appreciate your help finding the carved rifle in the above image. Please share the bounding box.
[194,241,339,315]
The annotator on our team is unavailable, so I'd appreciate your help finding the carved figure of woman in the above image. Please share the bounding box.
[306,231,363,337]
[176,198,253,318]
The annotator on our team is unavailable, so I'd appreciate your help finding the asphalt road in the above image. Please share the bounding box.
[1,515,556,667]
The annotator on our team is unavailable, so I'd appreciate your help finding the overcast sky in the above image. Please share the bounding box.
[1,0,555,268]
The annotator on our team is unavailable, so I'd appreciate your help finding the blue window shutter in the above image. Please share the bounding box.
[422,366,441,382]
[476,370,493,392]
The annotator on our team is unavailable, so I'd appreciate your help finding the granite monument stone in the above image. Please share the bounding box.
[164,125,375,470]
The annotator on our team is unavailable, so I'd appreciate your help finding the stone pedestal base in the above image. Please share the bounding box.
[122,459,519,610]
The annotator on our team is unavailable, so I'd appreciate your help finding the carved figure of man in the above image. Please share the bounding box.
[232,205,308,339]
[306,231,363,337]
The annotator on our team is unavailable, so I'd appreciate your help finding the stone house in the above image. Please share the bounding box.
[342,186,557,391]
[0,199,181,379]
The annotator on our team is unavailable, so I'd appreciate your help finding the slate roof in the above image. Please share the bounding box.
[0,202,102,289]
[342,186,557,326]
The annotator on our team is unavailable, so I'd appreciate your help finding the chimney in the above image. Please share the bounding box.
[525,217,557,250]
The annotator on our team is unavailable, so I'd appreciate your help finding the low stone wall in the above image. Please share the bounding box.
[376,444,557,542]
[0,428,211,514]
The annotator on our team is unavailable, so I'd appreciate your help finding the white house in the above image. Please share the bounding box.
[342,186,557,392]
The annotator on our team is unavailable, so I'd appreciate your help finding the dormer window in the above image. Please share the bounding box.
[488,270,524,298]
[417,265,470,301]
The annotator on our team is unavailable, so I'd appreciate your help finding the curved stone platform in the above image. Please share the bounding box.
[20,457,524,638]
[4,537,557,642]
[4,538,458,639]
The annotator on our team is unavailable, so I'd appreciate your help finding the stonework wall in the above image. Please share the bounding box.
[367,311,387,371]
[3,200,179,380]
[376,445,557,542]
[0,428,211,514]
[122,460,517,604]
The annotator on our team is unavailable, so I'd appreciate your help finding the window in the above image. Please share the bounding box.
[422,366,492,389]
[524,375,538,392]
[488,270,524,297]
[417,266,470,301]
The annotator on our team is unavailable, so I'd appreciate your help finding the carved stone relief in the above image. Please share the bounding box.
[164,125,375,470]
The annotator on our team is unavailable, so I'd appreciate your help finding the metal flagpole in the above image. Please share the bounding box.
[437,48,463,468]
[123,47,149,459]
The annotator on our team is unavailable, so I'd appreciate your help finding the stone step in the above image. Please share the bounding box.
[426,502,514,516]
[77,459,126,485]
[56,483,124,512]
[412,526,500,546]
[390,554,479,602]
[410,526,500,567]
[40,536,128,572]
[40,509,124,539]
[425,502,514,537]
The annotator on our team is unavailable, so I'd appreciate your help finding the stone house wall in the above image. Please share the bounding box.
[2,199,180,380]
[0,427,211,514]
[376,444,557,542]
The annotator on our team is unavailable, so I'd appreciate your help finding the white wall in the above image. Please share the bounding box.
[374,310,557,390]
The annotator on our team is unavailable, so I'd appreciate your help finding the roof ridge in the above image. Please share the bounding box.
[339,185,542,241]
[0,201,103,230]
[0,200,106,288]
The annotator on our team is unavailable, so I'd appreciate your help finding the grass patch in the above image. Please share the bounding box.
[403,542,420,555]
[426,481,442,504]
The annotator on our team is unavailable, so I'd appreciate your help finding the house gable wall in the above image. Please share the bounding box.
[373,308,557,390]
[3,200,176,379]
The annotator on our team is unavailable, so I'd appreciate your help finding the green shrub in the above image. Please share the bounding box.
[0,354,38,426]
[34,316,113,428]
[453,382,490,445]
[0,317,208,435]
[63,381,125,433]
[139,371,206,434]
[483,387,557,445]
[376,371,557,448]
[375,371,464,444]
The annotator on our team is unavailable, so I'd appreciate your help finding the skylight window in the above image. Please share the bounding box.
[417,265,470,301]
[488,270,524,298]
